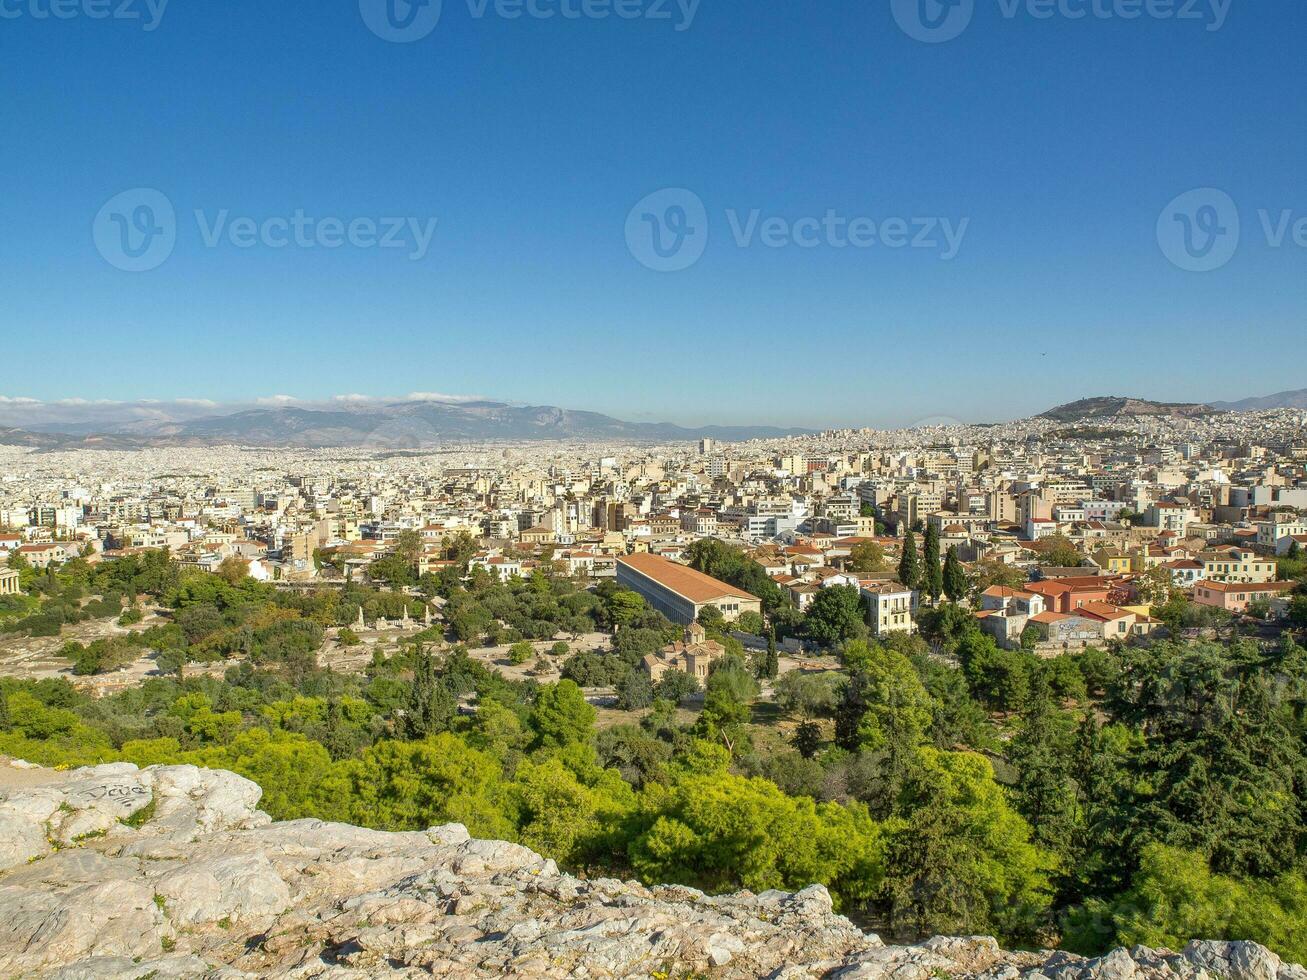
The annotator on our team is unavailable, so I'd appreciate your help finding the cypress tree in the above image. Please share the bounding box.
[923,525,943,602]
[943,546,968,603]
[898,531,920,590]
[405,648,455,739]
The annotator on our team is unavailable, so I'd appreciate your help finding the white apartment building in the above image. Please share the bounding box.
[861,582,918,636]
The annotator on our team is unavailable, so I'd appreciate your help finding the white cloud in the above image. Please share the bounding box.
[255,395,301,406]
[403,391,479,403]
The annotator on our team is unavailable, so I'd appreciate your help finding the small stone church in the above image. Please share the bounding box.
[641,622,727,683]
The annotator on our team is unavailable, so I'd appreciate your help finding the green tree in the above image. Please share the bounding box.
[775,670,841,719]
[1007,670,1081,864]
[943,546,967,603]
[1043,535,1083,570]
[848,541,887,574]
[881,749,1056,943]
[803,585,866,647]
[792,720,821,759]
[653,669,700,704]
[616,669,654,710]
[627,763,885,910]
[604,590,646,629]
[835,648,933,754]
[404,648,455,739]
[767,629,780,678]
[898,532,920,591]
[697,604,727,632]
[347,734,514,839]
[922,525,943,602]
[509,752,634,870]
[531,679,596,749]
[1064,844,1307,963]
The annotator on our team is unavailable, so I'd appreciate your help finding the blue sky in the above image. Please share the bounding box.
[1,0,1303,428]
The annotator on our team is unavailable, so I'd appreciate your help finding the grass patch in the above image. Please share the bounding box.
[122,797,157,828]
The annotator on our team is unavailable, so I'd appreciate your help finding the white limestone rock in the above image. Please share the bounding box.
[0,759,1300,980]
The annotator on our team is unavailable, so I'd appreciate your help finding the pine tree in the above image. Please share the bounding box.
[405,648,455,739]
[765,628,779,680]
[792,720,821,759]
[0,686,10,732]
[923,524,943,602]
[898,531,920,590]
[943,546,968,603]
[1009,669,1080,864]
[323,697,356,761]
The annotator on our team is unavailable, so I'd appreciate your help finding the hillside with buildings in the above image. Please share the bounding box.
[1038,397,1214,422]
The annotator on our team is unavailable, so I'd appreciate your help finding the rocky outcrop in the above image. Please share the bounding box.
[0,760,1301,980]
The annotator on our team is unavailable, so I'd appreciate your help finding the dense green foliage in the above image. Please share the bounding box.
[3,546,1307,958]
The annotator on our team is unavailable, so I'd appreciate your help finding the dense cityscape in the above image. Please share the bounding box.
[3,399,1307,970]
[5,1,1304,973]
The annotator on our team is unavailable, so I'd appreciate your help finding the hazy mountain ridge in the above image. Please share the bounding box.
[0,400,809,449]
[1210,388,1307,412]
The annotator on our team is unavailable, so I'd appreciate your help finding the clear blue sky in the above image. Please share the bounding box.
[1,0,1303,428]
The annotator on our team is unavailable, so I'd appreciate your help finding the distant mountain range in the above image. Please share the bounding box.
[1209,388,1307,412]
[0,400,810,449]
[2,389,1303,451]
[1038,397,1214,422]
